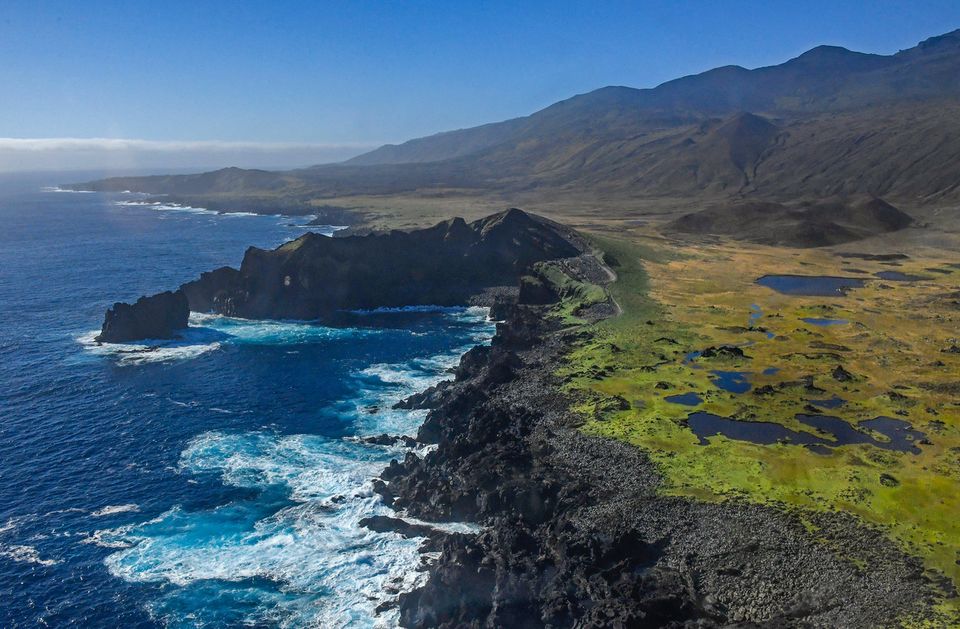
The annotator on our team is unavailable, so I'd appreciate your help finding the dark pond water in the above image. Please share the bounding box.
[683,350,702,365]
[710,370,752,393]
[756,275,865,296]
[686,412,926,454]
[801,317,848,326]
[874,271,931,282]
[807,395,846,409]
[686,413,824,447]
[665,393,703,406]
[799,415,924,454]
[762,367,780,376]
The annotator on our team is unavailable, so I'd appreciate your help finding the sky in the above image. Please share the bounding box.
[1,0,959,171]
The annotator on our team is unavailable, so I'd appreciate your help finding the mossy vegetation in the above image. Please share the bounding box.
[556,231,960,625]
[531,260,610,323]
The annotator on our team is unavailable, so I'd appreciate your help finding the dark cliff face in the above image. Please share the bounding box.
[180,208,582,319]
[95,290,189,343]
[97,209,584,342]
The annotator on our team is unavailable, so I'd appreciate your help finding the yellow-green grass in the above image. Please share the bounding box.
[557,232,960,624]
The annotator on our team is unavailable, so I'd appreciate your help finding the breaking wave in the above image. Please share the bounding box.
[77,313,382,365]
[84,307,495,626]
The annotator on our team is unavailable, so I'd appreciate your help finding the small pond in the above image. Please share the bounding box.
[756,275,865,296]
[686,412,823,447]
[874,271,931,282]
[801,317,848,326]
[710,370,752,394]
[807,395,846,409]
[686,412,925,454]
[665,392,703,406]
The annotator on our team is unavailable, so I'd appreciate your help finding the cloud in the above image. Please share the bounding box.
[0,137,378,172]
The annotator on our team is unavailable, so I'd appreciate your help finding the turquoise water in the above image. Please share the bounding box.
[0,180,494,627]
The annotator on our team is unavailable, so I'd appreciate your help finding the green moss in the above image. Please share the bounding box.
[559,232,960,624]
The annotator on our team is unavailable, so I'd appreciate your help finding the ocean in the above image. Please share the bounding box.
[0,176,494,628]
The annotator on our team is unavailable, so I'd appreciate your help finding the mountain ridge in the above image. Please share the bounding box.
[68,28,960,214]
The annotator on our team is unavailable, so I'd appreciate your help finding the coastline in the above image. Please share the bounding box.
[371,260,936,628]
[82,205,944,627]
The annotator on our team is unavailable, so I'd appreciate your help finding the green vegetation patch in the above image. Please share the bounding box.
[559,232,960,624]
[531,260,609,323]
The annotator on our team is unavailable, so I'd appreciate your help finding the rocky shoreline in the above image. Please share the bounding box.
[369,275,935,627]
[91,208,938,627]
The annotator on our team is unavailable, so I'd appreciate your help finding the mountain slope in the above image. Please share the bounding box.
[342,29,960,167]
[69,29,960,210]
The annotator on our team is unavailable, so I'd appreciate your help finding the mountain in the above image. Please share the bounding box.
[665,196,914,247]
[69,29,960,212]
[345,29,960,167]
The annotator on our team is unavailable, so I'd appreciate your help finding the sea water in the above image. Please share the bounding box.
[0,177,495,627]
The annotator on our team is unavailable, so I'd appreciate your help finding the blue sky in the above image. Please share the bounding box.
[1,0,959,170]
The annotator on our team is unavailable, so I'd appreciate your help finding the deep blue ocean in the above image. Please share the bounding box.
[0,175,494,628]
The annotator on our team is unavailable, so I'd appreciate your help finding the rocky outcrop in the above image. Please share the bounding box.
[95,290,189,343]
[179,208,582,320]
[97,209,584,341]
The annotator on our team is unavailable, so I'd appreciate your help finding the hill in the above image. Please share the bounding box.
[664,196,914,247]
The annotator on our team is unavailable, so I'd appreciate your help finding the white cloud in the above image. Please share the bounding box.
[0,137,377,172]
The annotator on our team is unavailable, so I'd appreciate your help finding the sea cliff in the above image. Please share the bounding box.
[96,209,583,341]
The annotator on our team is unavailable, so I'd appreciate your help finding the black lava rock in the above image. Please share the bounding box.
[95,289,189,343]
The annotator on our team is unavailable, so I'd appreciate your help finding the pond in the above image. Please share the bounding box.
[801,317,848,326]
[665,392,703,406]
[874,271,931,282]
[686,412,926,454]
[807,395,846,409]
[686,412,824,447]
[756,275,865,296]
[710,370,751,393]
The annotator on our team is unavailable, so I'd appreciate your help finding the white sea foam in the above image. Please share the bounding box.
[395,515,482,535]
[114,199,219,215]
[76,329,222,365]
[0,543,59,566]
[350,308,495,435]
[90,504,140,518]
[93,307,496,626]
[40,186,94,193]
[77,313,374,365]
[99,431,431,627]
